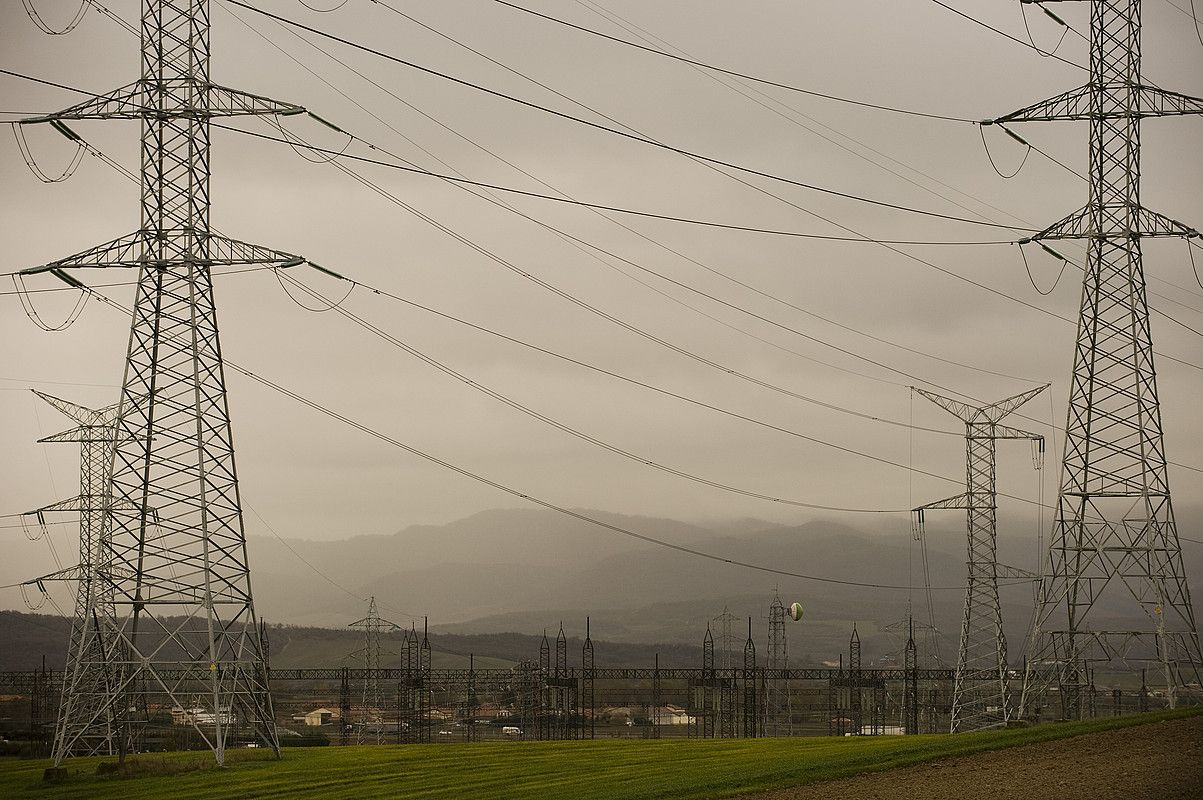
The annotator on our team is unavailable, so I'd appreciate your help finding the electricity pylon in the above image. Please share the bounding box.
[712,606,738,737]
[911,385,1046,732]
[903,618,919,735]
[765,590,790,736]
[21,392,125,758]
[348,597,400,744]
[991,0,1203,719]
[19,0,308,766]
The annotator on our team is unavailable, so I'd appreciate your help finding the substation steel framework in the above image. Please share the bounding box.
[911,386,1046,732]
[765,591,790,736]
[21,393,126,758]
[19,0,309,765]
[991,0,1203,718]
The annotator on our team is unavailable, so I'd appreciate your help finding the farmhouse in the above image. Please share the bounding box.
[291,708,338,727]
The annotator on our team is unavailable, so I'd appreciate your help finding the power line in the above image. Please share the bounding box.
[407,3,1195,352]
[14,69,1203,471]
[926,0,1087,72]
[241,115,1203,453]
[11,78,1053,493]
[561,3,1186,319]
[251,118,1092,396]
[277,262,1067,512]
[0,67,99,96]
[65,282,1027,592]
[13,32,1197,345]
[220,124,1011,246]
[223,6,1028,398]
[218,3,919,389]
[221,0,1030,233]
[569,0,1036,221]
[348,0,1203,320]
[8,110,946,421]
[376,1,1203,361]
[233,2,1051,392]
[487,0,978,123]
[301,151,969,431]
[12,73,1203,414]
[243,503,420,621]
[264,121,1061,427]
[275,269,917,514]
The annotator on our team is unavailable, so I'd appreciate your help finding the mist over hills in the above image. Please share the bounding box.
[4,507,1200,670]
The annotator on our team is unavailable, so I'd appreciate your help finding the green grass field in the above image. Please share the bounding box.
[2,708,1199,800]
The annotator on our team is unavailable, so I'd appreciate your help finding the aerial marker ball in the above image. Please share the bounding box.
[789,602,804,622]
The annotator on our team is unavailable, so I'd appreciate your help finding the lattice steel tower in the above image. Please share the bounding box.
[22,393,124,758]
[19,0,307,765]
[765,590,789,736]
[712,606,738,737]
[992,0,1203,718]
[348,597,399,744]
[912,385,1045,732]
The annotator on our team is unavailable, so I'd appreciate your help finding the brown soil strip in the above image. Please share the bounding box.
[739,714,1203,800]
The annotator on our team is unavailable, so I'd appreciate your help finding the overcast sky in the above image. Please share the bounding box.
[2,0,1202,595]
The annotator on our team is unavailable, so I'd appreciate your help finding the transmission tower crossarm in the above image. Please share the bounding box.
[23,563,136,585]
[996,563,1038,580]
[19,81,305,123]
[990,424,1044,442]
[913,384,1049,425]
[26,495,139,514]
[1020,205,1199,243]
[22,565,87,584]
[913,492,973,513]
[20,232,305,273]
[30,391,116,428]
[38,428,108,445]
[992,84,1203,124]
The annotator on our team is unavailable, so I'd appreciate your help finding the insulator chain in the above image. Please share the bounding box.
[911,509,925,542]
[21,511,49,542]
[21,0,89,35]
[20,582,49,611]
[1031,438,1045,471]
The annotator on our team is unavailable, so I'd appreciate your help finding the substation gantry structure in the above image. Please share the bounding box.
[989,0,1203,718]
[18,0,310,766]
[912,385,1046,732]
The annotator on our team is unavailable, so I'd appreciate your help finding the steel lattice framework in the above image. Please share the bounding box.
[22,393,124,758]
[347,597,400,745]
[19,0,307,766]
[912,386,1045,732]
[764,591,790,736]
[993,0,1203,719]
[903,618,919,735]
